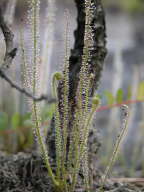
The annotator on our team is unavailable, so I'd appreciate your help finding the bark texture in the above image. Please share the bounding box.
[69,0,107,100]
[47,0,107,160]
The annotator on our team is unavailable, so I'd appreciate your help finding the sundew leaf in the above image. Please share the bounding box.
[137,81,144,101]
[116,88,123,104]
[104,91,115,105]
[0,112,8,130]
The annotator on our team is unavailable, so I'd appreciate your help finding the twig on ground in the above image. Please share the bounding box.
[110,178,144,186]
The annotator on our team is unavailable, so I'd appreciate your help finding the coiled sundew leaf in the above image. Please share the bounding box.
[51,10,71,190]
[51,72,63,179]
[100,105,129,191]
[52,72,63,98]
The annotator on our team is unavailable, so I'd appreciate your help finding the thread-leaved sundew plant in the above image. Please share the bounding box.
[0,0,132,192]
[23,0,103,191]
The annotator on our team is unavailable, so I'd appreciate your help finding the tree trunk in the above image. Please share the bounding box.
[69,0,107,101]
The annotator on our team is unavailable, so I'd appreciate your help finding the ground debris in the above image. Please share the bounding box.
[0,152,52,192]
[0,152,144,192]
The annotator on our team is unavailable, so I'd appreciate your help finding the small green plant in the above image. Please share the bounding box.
[96,82,144,112]
[121,0,144,13]
[0,112,33,153]
[0,105,54,153]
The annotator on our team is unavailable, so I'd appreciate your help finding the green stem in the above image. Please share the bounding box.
[33,102,59,187]
[100,108,129,191]
[71,106,96,191]
[31,0,59,187]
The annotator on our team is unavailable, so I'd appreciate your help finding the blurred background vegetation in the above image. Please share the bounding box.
[103,0,144,13]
